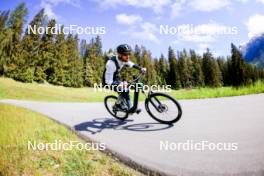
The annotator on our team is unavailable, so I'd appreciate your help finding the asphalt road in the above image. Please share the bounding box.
[1,94,264,176]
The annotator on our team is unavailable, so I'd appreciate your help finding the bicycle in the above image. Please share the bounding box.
[104,72,182,124]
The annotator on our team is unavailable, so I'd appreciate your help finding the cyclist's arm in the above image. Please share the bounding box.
[126,60,141,70]
[133,64,141,70]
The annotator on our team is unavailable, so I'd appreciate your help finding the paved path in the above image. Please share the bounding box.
[1,94,264,176]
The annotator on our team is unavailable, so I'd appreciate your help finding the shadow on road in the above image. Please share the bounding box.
[74,118,173,134]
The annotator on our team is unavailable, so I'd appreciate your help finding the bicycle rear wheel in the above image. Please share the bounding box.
[145,92,182,124]
[104,95,129,120]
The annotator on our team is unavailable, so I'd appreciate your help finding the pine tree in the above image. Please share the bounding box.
[94,35,103,57]
[17,8,45,82]
[202,49,222,87]
[64,34,83,87]
[82,40,95,86]
[230,43,247,86]
[158,54,169,85]
[245,63,256,84]
[224,57,232,86]
[134,44,141,64]
[0,10,9,30]
[141,49,157,85]
[83,60,94,87]
[22,9,45,61]
[190,50,204,87]
[85,36,104,84]
[168,47,180,89]
[178,49,191,88]
[213,59,223,86]
[4,3,28,79]
[50,25,68,85]
[36,19,56,83]
[0,10,10,75]
[80,39,87,58]
[153,58,161,84]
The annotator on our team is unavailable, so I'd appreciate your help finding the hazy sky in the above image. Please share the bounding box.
[1,0,264,58]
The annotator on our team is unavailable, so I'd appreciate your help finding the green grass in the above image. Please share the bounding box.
[0,77,264,102]
[0,103,141,176]
[169,81,264,99]
[0,77,110,102]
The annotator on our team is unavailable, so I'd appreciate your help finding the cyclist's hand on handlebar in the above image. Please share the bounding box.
[141,67,147,74]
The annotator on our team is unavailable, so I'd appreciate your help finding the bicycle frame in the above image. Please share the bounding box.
[127,74,164,114]
[127,80,141,113]
[127,73,154,113]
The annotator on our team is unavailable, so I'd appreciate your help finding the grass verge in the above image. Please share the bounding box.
[169,81,264,99]
[0,103,140,176]
[0,77,264,102]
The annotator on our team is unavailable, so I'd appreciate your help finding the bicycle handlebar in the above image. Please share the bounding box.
[128,71,145,84]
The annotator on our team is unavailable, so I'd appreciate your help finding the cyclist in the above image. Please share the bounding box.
[103,44,146,110]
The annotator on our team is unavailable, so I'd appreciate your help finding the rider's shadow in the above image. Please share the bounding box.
[74,118,131,134]
[74,118,173,134]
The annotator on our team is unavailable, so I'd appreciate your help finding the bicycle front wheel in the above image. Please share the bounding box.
[104,95,129,120]
[145,92,182,124]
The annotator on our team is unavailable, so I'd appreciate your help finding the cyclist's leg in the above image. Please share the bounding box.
[109,81,125,109]
[120,90,131,109]
[111,82,130,109]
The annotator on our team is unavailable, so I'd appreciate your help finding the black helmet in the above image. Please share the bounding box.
[117,44,131,55]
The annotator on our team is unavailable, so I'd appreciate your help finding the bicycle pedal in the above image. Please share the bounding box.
[136,109,141,114]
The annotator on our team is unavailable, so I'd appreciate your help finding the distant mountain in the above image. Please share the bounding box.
[241,33,264,68]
